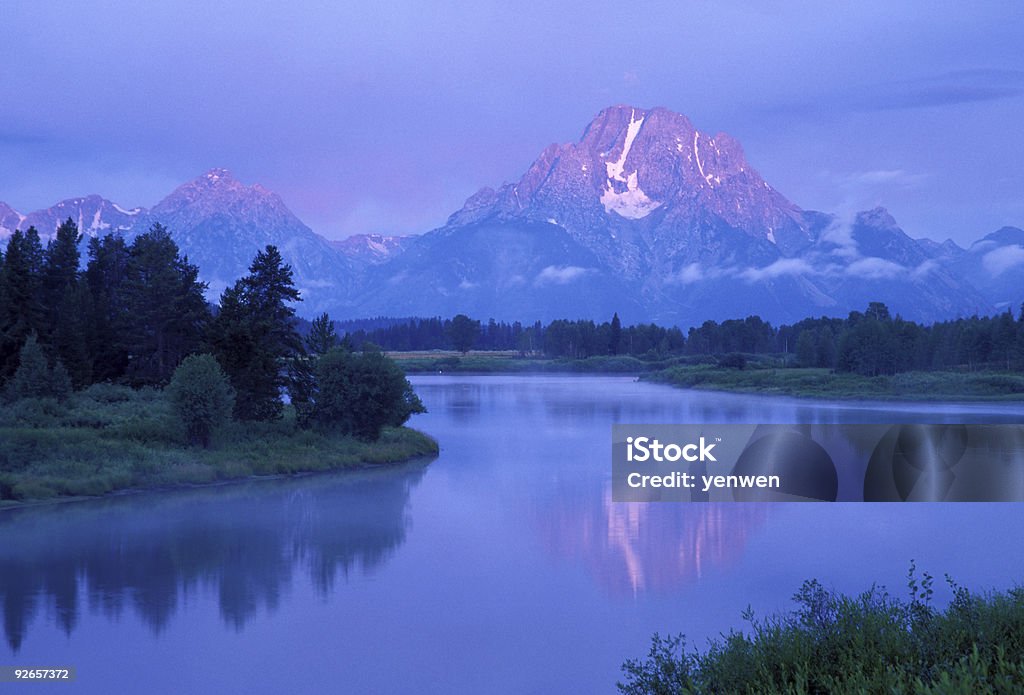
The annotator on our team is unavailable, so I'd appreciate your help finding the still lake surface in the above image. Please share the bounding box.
[2,374,1024,694]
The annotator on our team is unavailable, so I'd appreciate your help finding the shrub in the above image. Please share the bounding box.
[313,347,426,440]
[717,352,747,370]
[5,335,74,402]
[166,354,235,447]
[619,566,1024,694]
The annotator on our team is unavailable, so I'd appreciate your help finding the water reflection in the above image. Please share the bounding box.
[0,461,428,651]
[533,485,768,596]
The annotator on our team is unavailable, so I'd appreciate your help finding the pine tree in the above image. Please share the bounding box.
[306,312,339,355]
[122,224,210,386]
[9,334,53,400]
[609,312,622,355]
[211,245,302,421]
[43,218,90,387]
[0,228,46,381]
[84,234,131,382]
[447,314,479,354]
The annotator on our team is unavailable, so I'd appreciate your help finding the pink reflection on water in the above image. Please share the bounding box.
[536,487,769,597]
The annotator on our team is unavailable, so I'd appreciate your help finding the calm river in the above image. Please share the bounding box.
[2,375,1024,693]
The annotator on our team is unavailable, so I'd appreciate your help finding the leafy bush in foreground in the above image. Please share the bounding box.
[167,354,235,447]
[619,564,1024,694]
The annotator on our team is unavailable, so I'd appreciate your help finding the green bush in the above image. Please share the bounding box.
[81,382,136,403]
[7,334,73,401]
[619,566,1024,694]
[166,354,235,447]
[716,352,747,370]
[313,347,426,440]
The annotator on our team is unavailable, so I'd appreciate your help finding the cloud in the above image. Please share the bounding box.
[855,69,1024,112]
[911,260,938,278]
[845,257,905,279]
[458,279,478,290]
[534,265,592,285]
[818,216,859,259]
[738,258,816,282]
[982,244,1024,276]
[842,169,927,188]
[670,263,704,285]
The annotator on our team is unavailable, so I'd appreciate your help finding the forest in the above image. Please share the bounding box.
[343,301,1024,377]
[0,220,432,503]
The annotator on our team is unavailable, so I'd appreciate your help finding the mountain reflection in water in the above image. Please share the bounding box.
[534,486,768,596]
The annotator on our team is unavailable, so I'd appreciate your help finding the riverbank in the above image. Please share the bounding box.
[390,350,652,373]
[645,365,1024,401]
[392,351,1024,401]
[620,568,1024,693]
[0,383,438,506]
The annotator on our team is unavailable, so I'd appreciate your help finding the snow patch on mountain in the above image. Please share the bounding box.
[600,171,662,219]
[598,109,662,219]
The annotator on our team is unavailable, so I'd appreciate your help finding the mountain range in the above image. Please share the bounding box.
[2,105,1022,326]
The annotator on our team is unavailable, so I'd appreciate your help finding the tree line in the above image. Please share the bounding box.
[4,219,1022,395]
[344,301,1024,376]
[0,219,422,442]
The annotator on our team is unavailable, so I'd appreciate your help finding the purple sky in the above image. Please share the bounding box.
[1,2,1022,245]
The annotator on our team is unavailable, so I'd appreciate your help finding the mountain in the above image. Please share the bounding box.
[0,171,357,316]
[0,196,140,242]
[0,202,23,240]
[944,227,1024,310]
[1,106,1019,326]
[352,105,991,324]
[129,169,355,307]
[331,234,415,265]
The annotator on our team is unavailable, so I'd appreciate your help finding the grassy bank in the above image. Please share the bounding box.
[620,567,1024,694]
[0,383,438,505]
[645,364,1024,401]
[392,349,1024,400]
[390,350,656,374]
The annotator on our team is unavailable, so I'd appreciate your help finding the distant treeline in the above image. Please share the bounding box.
[3,218,1021,385]
[345,301,1024,376]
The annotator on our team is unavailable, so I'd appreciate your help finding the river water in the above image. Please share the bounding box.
[2,375,1023,693]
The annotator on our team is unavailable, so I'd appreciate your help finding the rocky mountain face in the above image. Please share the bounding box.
[331,234,414,265]
[353,105,995,324]
[0,202,25,239]
[0,170,378,315]
[943,227,1024,311]
[1,105,1020,326]
[129,169,359,307]
[0,196,140,242]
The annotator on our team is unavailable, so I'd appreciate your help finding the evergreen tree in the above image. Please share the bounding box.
[795,330,816,367]
[122,224,210,386]
[43,219,90,386]
[8,333,51,399]
[210,245,302,421]
[84,234,131,382]
[44,218,81,302]
[289,312,339,428]
[447,314,480,354]
[0,228,46,381]
[7,333,69,401]
[609,312,622,355]
[306,312,339,355]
